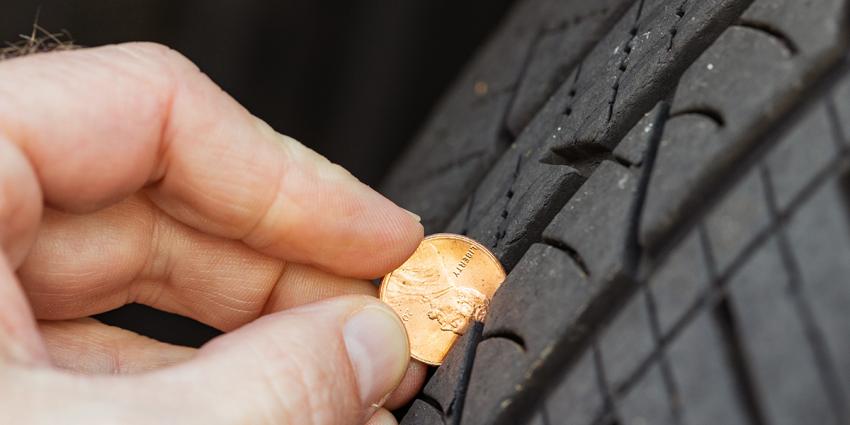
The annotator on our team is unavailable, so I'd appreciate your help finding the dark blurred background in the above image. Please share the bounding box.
[1,1,513,345]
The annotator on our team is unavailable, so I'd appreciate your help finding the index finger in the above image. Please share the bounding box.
[0,43,422,278]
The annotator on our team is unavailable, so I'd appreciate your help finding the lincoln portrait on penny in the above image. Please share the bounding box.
[386,241,489,335]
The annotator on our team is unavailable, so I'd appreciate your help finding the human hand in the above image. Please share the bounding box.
[0,43,425,424]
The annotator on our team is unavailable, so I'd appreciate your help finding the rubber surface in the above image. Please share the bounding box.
[381,0,850,424]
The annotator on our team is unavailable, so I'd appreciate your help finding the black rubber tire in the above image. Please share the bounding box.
[380,1,850,424]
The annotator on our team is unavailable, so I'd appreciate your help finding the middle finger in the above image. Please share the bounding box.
[18,194,377,331]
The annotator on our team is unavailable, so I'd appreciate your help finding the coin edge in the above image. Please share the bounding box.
[378,233,507,366]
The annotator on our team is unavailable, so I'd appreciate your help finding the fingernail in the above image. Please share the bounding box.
[365,408,397,425]
[343,306,409,406]
[404,209,421,223]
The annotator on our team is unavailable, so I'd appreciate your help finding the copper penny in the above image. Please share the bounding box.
[379,233,506,365]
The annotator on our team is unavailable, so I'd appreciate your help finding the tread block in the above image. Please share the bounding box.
[667,311,749,425]
[704,168,771,274]
[617,364,677,425]
[484,243,594,357]
[568,0,638,108]
[560,0,749,154]
[396,2,850,423]
[740,0,846,54]
[613,103,661,166]
[548,1,639,151]
[445,155,585,270]
[505,28,577,136]
[639,111,722,247]
[380,0,544,233]
[422,325,481,417]
[647,231,710,334]
[402,400,445,425]
[507,0,634,135]
[461,338,527,425]
[382,0,639,234]
[764,103,839,211]
[470,243,618,425]
[613,0,749,135]
[728,238,837,425]
[788,177,850,397]
[442,0,754,271]
[383,92,513,233]
[641,0,848,248]
[542,160,637,284]
[641,26,786,249]
[598,292,655,388]
[545,350,604,425]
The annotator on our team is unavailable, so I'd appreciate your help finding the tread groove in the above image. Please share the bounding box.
[698,224,769,425]
[607,0,646,122]
[541,238,591,277]
[563,61,584,116]
[396,149,489,189]
[540,406,553,425]
[841,164,850,220]
[826,97,849,150]
[542,141,614,177]
[668,0,689,51]
[461,187,479,236]
[449,321,484,425]
[618,137,850,406]
[669,107,726,127]
[641,286,686,425]
[492,155,524,248]
[644,57,850,260]
[504,29,548,139]
[417,394,448,424]
[592,340,623,423]
[614,99,680,423]
[400,3,850,424]
[734,18,799,56]
[759,164,850,421]
[625,100,672,274]
[481,330,527,352]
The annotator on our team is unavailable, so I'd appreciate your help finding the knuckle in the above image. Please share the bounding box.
[120,42,198,73]
[106,42,203,95]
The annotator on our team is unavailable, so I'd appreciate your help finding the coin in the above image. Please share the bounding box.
[379,233,506,365]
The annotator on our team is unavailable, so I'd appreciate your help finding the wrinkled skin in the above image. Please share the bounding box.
[0,43,426,425]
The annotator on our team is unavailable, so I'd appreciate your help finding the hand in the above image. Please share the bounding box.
[0,43,425,424]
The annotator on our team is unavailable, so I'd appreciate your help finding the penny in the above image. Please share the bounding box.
[379,233,506,365]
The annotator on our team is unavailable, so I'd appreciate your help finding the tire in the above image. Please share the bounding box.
[380,0,850,424]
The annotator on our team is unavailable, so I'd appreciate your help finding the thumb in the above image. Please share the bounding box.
[145,295,411,425]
